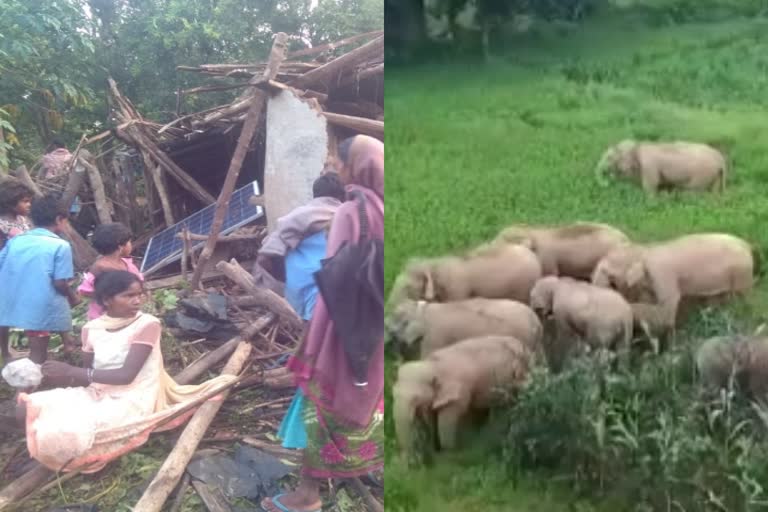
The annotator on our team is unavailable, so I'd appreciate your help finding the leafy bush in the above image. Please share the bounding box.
[503,343,768,511]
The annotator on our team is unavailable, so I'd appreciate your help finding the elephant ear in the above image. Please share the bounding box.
[432,378,462,410]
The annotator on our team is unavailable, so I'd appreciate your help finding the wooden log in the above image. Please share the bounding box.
[190,32,289,290]
[288,30,383,59]
[290,35,383,92]
[216,259,302,332]
[322,112,384,140]
[175,232,264,242]
[78,149,112,225]
[349,478,384,512]
[10,165,42,198]
[190,480,233,512]
[132,341,252,512]
[173,337,239,385]
[242,312,277,341]
[0,464,54,510]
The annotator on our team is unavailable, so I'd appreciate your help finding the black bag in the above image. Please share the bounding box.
[314,190,384,385]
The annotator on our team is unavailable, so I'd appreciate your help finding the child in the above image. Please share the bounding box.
[78,222,144,320]
[0,195,79,364]
[0,178,33,250]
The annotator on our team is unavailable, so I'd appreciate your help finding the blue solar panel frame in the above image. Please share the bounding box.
[140,181,264,276]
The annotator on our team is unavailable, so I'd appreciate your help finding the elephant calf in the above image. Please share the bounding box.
[530,276,633,367]
[696,335,768,399]
[393,336,533,452]
[386,297,544,360]
[389,243,542,305]
[492,222,630,279]
[595,139,727,194]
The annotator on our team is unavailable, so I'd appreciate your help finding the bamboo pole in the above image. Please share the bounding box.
[132,341,252,512]
[190,32,289,289]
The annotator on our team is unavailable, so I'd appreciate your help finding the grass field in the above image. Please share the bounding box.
[385,14,768,511]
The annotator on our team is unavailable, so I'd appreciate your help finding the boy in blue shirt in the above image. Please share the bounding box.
[0,195,79,363]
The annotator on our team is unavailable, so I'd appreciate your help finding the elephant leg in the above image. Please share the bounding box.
[437,403,466,451]
[641,168,661,195]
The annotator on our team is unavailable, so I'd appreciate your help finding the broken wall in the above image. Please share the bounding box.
[263,90,329,232]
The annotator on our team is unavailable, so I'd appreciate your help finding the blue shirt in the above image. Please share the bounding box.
[284,231,327,321]
[0,228,74,331]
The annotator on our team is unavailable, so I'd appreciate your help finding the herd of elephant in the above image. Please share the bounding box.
[386,139,762,455]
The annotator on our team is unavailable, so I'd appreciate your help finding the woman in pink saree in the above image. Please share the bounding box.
[262,135,384,512]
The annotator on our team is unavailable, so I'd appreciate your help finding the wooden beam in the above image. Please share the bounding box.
[190,32,289,289]
[322,112,384,140]
[132,341,252,512]
[174,231,263,242]
[288,30,383,59]
[290,35,383,92]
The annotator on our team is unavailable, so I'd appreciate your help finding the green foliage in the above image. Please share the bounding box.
[1,0,383,164]
[386,16,768,511]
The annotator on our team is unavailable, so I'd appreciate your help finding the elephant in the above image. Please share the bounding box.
[386,297,544,360]
[393,335,532,452]
[595,139,727,194]
[389,243,543,306]
[591,233,756,329]
[492,222,630,279]
[529,276,633,368]
[630,302,675,355]
[696,334,768,400]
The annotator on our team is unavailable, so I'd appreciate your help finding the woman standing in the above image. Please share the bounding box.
[262,135,385,512]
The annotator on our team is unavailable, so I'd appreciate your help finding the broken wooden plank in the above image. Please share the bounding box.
[133,341,252,512]
[322,112,384,140]
[190,32,289,290]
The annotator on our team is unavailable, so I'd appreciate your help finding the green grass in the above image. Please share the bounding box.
[385,15,768,511]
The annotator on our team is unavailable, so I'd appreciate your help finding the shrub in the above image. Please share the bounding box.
[503,342,768,510]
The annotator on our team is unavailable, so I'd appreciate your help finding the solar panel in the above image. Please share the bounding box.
[140,181,264,276]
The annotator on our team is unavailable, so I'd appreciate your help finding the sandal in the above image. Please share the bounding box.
[260,494,321,512]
